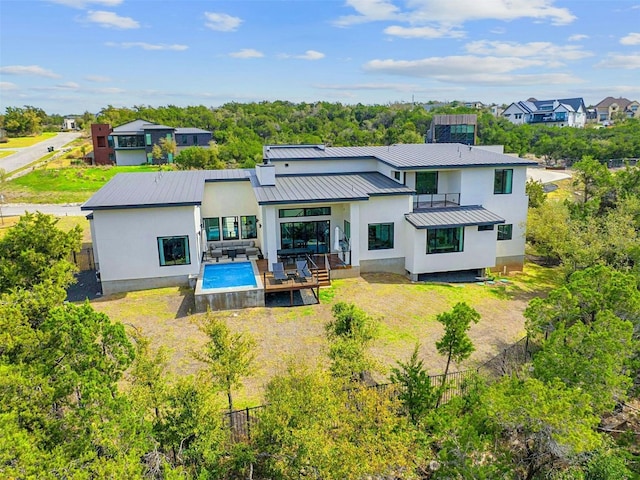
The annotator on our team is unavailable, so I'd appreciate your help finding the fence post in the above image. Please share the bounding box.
[246,407,251,441]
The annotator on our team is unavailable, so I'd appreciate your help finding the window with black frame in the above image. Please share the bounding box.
[427,227,464,254]
[368,223,394,250]
[222,216,239,240]
[158,236,190,266]
[497,224,513,240]
[241,216,257,239]
[416,171,438,195]
[494,169,513,194]
[203,218,220,241]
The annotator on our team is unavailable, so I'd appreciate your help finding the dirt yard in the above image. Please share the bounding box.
[90,264,559,407]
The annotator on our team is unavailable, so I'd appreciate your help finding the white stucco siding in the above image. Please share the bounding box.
[201,181,258,218]
[271,158,377,175]
[91,206,200,283]
[357,196,412,261]
[115,149,147,166]
[406,225,496,274]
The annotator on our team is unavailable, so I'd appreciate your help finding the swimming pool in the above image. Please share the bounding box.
[202,262,257,289]
[194,261,264,312]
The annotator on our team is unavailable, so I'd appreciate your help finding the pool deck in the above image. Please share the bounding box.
[197,257,321,308]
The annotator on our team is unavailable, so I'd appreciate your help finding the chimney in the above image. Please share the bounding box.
[255,162,276,186]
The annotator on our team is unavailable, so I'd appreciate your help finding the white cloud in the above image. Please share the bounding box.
[568,34,588,41]
[229,49,264,59]
[465,40,593,61]
[384,25,465,39]
[204,12,242,32]
[364,55,545,77]
[56,82,80,89]
[334,0,402,26]
[0,65,61,78]
[620,33,640,46]
[595,54,640,69]
[48,0,122,8]
[315,82,421,92]
[0,82,18,90]
[85,10,139,29]
[85,74,111,82]
[105,42,188,51]
[280,50,326,60]
[336,0,575,26]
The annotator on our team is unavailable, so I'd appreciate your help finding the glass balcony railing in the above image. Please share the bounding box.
[413,193,460,210]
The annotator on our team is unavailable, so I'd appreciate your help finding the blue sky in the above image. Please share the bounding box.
[1,0,639,115]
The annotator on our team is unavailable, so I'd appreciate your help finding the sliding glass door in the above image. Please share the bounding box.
[280,220,330,253]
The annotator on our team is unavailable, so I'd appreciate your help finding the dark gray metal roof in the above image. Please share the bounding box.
[405,205,505,229]
[81,169,252,211]
[253,172,413,205]
[432,114,477,125]
[175,127,212,134]
[263,143,537,169]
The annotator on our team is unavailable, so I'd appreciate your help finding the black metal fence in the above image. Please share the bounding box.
[478,335,540,378]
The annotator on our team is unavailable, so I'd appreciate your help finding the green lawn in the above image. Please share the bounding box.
[0,132,57,148]
[4,165,162,203]
[0,151,13,159]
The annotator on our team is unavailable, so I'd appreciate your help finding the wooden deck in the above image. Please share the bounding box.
[256,259,321,306]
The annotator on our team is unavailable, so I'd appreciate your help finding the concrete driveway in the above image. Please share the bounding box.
[0,131,83,175]
[527,167,572,184]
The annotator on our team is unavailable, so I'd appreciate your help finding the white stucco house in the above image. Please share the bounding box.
[81,143,536,295]
[503,98,587,128]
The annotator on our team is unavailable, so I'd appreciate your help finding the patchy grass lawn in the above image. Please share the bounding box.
[89,263,561,408]
[0,214,90,242]
[0,151,13,159]
[0,133,57,149]
[4,165,161,203]
[547,177,575,202]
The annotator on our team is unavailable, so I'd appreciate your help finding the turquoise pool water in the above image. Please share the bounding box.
[202,262,257,290]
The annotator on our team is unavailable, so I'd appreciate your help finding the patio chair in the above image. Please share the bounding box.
[296,260,312,279]
[272,262,288,282]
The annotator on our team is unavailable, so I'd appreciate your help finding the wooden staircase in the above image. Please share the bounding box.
[314,268,331,287]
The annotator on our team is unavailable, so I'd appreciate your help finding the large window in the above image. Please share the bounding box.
[494,169,513,194]
[203,217,220,241]
[280,220,329,253]
[222,216,239,240]
[158,236,190,266]
[416,172,438,195]
[279,207,331,218]
[116,135,145,148]
[368,223,394,250]
[427,227,464,254]
[241,216,257,239]
[497,224,513,241]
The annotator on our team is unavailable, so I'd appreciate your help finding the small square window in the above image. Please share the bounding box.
[158,236,190,266]
[368,223,394,250]
[498,224,513,241]
[494,169,513,194]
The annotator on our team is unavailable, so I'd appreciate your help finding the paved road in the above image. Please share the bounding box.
[527,167,572,183]
[1,203,86,217]
[0,132,83,175]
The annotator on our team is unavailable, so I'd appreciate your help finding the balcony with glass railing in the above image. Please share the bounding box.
[413,193,460,211]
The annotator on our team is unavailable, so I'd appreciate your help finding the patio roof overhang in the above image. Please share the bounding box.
[405,205,505,229]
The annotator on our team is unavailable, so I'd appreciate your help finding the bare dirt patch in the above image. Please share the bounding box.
[90,265,557,407]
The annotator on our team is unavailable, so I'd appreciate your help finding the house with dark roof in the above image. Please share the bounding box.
[594,97,640,124]
[89,119,212,166]
[82,143,536,297]
[502,98,587,128]
[426,114,477,145]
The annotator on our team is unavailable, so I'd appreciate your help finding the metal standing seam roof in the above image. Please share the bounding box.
[252,172,414,205]
[81,169,253,211]
[263,143,537,169]
[405,205,505,229]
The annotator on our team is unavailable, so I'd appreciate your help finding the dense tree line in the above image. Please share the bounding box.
[3,102,639,167]
[3,213,640,478]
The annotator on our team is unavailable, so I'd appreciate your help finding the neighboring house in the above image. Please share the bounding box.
[502,98,587,127]
[426,114,477,145]
[62,118,77,130]
[82,143,536,296]
[594,97,640,124]
[89,119,213,166]
[90,123,115,165]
